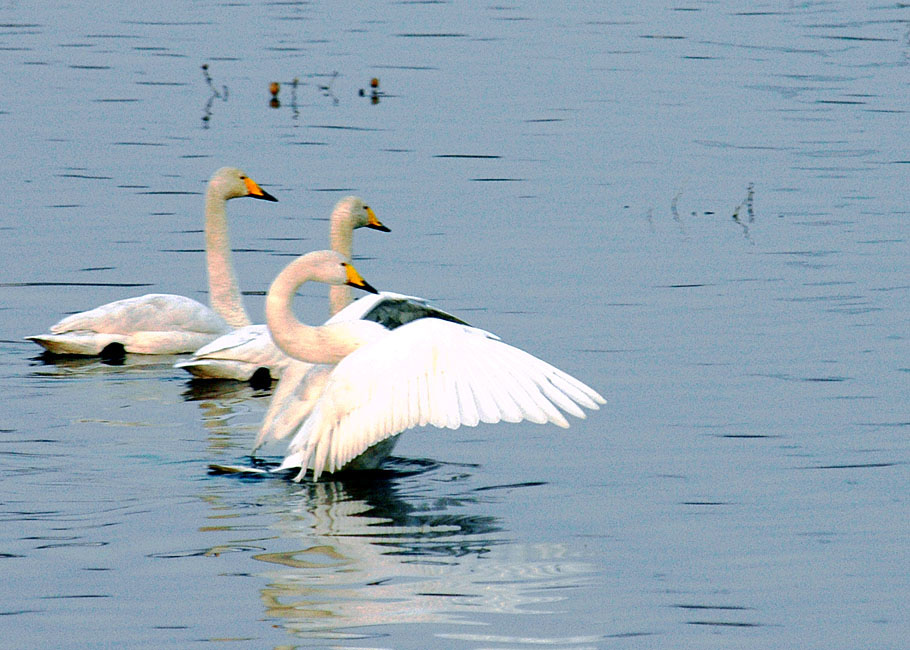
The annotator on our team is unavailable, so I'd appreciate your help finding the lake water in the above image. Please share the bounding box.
[1,1,907,648]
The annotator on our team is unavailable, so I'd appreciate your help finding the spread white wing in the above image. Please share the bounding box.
[277,318,605,480]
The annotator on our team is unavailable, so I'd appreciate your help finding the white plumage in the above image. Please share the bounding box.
[255,290,471,446]
[258,250,605,481]
[276,319,604,480]
[29,293,233,356]
[174,323,289,380]
[25,167,277,356]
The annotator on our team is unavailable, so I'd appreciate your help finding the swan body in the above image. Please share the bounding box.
[173,323,287,380]
[27,294,233,356]
[254,290,470,444]
[260,250,606,481]
[175,197,388,381]
[26,167,277,356]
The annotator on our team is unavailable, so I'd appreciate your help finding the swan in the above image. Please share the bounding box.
[254,289,472,445]
[25,167,277,356]
[174,196,389,383]
[256,250,606,481]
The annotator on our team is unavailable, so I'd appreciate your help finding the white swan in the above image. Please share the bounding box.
[25,167,277,356]
[254,289,471,446]
[174,196,389,382]
[258,250,605,481]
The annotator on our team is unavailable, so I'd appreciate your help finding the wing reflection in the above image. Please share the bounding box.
[245,468,594,640]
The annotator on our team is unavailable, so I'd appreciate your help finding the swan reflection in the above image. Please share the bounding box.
[244,467,594,640]
[28,351,182,375]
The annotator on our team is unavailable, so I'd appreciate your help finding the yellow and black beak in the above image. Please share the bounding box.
[243,176,278,202]
[365,206,390,232]
[343,262,379,294]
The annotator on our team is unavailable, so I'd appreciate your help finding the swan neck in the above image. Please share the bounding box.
[328,286,352,317]
[328,211,354,316]
[205,189,251,328]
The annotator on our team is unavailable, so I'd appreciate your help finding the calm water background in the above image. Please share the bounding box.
[1,1,907,648]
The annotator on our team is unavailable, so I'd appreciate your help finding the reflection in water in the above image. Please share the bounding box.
[358,77,383,104]
[28,352,181,376]
[181,379,271,453]
[289,77,300,120]
[663,181,759,242]
[205,466,593,641]
[200,63,228,128]
[180,377,271,403]
[731,183,756,243]
[269,72,346,122]
[315,71,340,106]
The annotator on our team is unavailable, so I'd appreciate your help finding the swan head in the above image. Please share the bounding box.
[209,167,278,202]
[342,260,379,294]
[334,196,390,232]
[266,250,384,364]
[290,250,379,294]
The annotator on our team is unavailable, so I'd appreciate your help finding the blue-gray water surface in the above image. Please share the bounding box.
[1,1,907,648]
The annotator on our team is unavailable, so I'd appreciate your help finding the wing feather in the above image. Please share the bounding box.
[468,346,526,424]
[452,363,481,427]
[280,318,604,480]
[547,370,603,410]
[253,360,326,450]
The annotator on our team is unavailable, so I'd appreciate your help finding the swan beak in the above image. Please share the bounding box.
[344,263,379,294]
[365,207,390,232]
[243,177,279,202]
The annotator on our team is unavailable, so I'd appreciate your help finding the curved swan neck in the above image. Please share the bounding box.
[205,187,251,329]
[266,254,367,365]
[328,205,355,317]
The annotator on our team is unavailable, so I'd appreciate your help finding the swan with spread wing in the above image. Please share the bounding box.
[256,250,605,481]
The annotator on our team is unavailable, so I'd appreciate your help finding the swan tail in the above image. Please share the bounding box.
[174,358,261,381]
[25,332,122,356]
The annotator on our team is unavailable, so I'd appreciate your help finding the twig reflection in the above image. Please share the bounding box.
[201,64,228,128]
[315,71,340,105]
[732,182,755,243]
